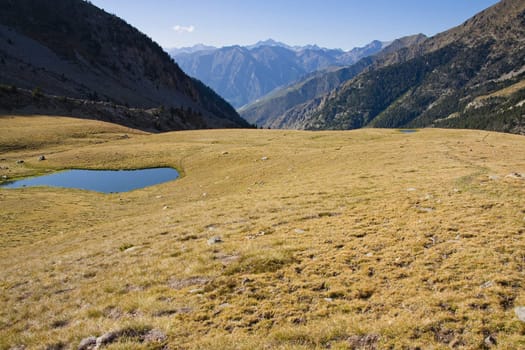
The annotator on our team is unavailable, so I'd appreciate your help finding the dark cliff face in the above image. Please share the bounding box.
[0,0,249,130]
[267,0,525,134]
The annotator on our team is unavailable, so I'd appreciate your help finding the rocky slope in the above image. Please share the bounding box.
[172,40,389,108]
[240,35,427,128]
[0,0,249,130]
[272,0,525,134]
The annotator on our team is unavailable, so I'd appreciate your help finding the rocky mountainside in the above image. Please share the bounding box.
[272,0,525,134]
[0,0,249,131]
[172,40,389,108]
[240,35,427,128]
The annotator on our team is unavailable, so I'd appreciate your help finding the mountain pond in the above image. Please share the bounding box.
[0,168,179,193]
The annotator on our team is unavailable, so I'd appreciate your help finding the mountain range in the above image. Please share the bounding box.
[243,0,525,134]
[0,0,249,131]
[240,34,427,128]
[171,39,390,108]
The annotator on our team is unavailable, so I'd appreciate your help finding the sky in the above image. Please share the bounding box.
[89,0,500,50]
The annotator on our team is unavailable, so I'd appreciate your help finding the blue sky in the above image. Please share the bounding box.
[90,0,500,50]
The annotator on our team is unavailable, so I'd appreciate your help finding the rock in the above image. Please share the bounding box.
[515,306,525,322]
[506,172,524,179]
[348,334,380,349]
[261,156,268,161]
[488,175,500,180]
[77,336,97,350]
[407,187,417,192]
[38,155,46,161]
[294,229,305,234]
[480,281,493,289]
[144,329,167,343]
[96,331,118,348]
[207,236,222,245]
[221,151,229,155]
[1,175,7,180]
[16,160,24,164]
[484,335,497,347]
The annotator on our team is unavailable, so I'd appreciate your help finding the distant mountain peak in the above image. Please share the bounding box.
[168,44,217,56]
[247,39,292,50]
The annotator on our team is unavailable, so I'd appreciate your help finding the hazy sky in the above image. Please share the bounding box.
[89,0,500,50]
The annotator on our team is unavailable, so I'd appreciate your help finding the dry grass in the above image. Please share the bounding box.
[1,116,525,349]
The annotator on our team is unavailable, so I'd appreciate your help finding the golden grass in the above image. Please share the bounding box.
[475,78,525,101]
[1,116,525,349]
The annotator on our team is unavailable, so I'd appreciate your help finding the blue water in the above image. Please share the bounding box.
[0,168,179,193]
[399,129,417,134]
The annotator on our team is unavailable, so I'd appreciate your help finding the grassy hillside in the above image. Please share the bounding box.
[1,116,525,349]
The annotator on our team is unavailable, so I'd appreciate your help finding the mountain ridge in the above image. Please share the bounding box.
[0,0,249,131]
[266,0,525,134]
[172,39,391,108]
[240,34,427,127]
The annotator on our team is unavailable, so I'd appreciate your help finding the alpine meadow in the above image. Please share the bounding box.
[1,0,525,349]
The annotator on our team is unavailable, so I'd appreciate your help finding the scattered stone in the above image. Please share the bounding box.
[77,336,96,350]
[207,236,222,245]
[294,229,305,234]
[407,187,417,192]
[415,205,435,213]
[96,331,118,348]
[347,334,380,349]
[221,151,229,155]
[124,246,138,253]
[488,175,500,181]
[202,192,207,197]
[162,205,169,210]
[155,195,162,199]
[365,252,374,257]
[515,306,525,322]
[16,160,24,164]
[1,175,7,180]
[484,335,497,347]
[480,281,493,289]
[143,329,167,343]
[324,297,333,302]
[168,276,210,290]
[506,172,524,179]
[38,155,46,161]
[261,156,269,161]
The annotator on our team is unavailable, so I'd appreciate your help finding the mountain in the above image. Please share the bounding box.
[240,35,426,128]
[172,39,389,108]
[0,0,249,131]
[270,0,525,134]
[168,44,217,56]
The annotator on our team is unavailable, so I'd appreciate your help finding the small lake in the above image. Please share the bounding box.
[399,129,417,134]
[0,168,179,193]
